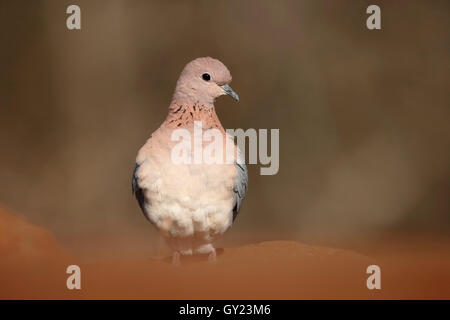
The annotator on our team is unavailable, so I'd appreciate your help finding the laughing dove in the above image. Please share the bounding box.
[132,57,248,264]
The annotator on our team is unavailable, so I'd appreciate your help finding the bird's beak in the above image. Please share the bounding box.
[220,84,239,102]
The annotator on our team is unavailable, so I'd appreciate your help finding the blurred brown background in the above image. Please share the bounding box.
[0,0,449,258]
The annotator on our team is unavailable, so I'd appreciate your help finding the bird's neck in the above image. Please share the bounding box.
[165,103,224,131]
[171,81,215,109]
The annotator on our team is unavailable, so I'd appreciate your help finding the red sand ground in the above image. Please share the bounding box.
[0,207,449,299]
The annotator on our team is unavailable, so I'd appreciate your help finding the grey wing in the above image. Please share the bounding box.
[132,163,149,220]
[232,163,248,221]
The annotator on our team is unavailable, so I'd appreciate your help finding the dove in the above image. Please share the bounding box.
[132,57,247,264]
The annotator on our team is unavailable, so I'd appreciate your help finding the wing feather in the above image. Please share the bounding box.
[132,163,149,219]
[232,162,248,221]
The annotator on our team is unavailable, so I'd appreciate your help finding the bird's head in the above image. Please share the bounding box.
[172,57,239,108]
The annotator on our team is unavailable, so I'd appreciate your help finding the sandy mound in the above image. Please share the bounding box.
[0,208,449,299]
[0,206,71,299]
[0,206,69,263]
[78,240,374,299]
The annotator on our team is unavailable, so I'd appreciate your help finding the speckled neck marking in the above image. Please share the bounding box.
[165,102,224,131]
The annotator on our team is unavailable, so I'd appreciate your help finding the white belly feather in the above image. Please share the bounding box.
[135,128,237,254]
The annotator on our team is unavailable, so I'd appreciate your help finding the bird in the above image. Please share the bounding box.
[132,57,247,264]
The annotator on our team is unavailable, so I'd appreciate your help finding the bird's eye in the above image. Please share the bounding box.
[202,73,211,81]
